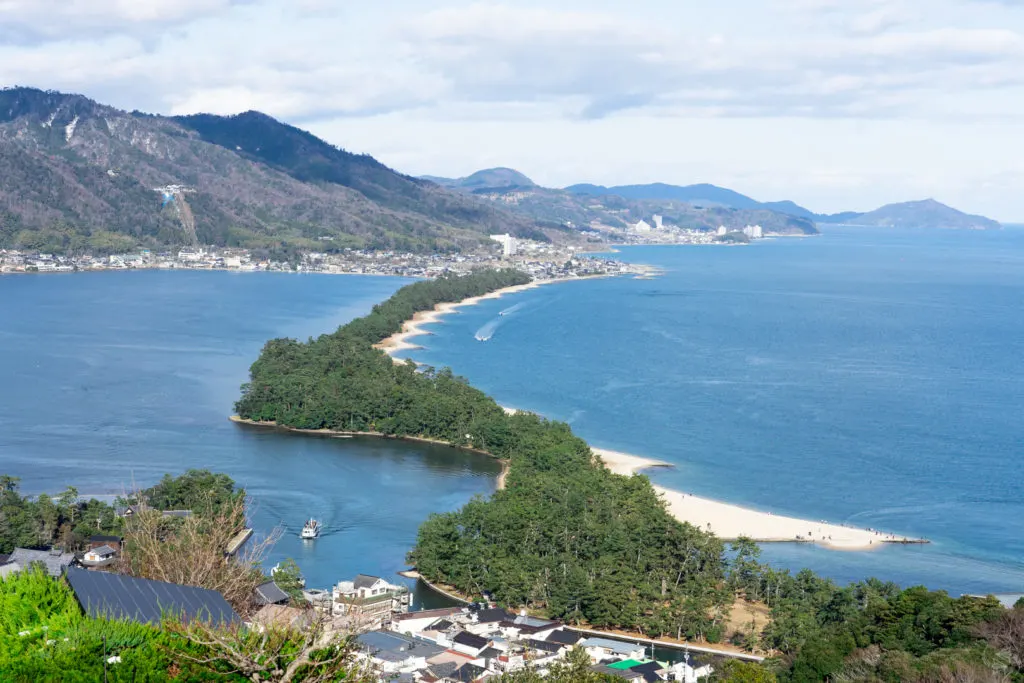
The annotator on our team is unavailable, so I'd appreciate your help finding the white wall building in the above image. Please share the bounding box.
[633,220,652,233]
[653,215,664,230]
[490,233,517,258]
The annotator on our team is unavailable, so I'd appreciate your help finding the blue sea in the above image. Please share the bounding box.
[395,228,1024,595]
[1,227,1022,597]
[0,271,499,601]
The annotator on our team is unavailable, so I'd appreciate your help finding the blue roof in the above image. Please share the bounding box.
[65,567,240,626]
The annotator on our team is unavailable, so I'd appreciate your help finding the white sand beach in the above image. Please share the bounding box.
[594,448,918,550]
[375,280,557,357]
[375,280,924,552]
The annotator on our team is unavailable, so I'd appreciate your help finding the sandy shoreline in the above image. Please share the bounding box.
[594,448,921,549]
[375,277,598,358]
[371,279,925,552]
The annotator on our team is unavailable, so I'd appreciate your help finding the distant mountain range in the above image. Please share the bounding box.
[565,182,1000,230]
[0,88,548,256]
[421,170,820,236]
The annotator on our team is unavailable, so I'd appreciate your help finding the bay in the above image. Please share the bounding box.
[0,270,500,598]
[394,228,1024,596]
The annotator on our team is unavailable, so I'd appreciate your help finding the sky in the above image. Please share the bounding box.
[2,0,1024,220]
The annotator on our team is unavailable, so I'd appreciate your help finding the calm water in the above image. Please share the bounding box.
[395,228,1024,595]
[0,271,500,600]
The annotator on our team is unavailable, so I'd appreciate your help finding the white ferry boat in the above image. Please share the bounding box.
[300,518,321,539]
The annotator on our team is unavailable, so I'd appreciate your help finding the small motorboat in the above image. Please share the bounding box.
[300,518,321,540]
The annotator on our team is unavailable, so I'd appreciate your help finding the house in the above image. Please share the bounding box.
[354,630,445,675]
[332,574,409,623]
[64,566,239,626]
[499,613,559,640]
[448,663,489,682]
[81,545,118,567]
[253,580,290,606]
[590,663,646,682]
[580,636,647,663]
[250,604,312,632]
[88,535,123,553]
[450,630,491,658]
[0,548,76,577]
[544,628,582,646]
[389,606,464,635]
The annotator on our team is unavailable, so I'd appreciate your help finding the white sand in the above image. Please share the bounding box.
[376,280,567,359]
[376,280,924,551]
[593,448,921,550]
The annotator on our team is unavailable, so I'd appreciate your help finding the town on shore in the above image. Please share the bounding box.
[0,234,655,282]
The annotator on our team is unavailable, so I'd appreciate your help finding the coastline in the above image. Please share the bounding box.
[374,276,603,357]
[373,279,925,552]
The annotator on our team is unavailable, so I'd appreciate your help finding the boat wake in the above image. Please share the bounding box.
[474,319,501,342]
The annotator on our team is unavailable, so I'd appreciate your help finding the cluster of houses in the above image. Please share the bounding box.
[0,534,124,578]
[351,604,714,682]
[1,543,720,683]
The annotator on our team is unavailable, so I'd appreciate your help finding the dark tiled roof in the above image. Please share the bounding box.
[452,663,487,682]
[254,581,290,605]
[546,629,582,645]
[0,554,10,565]
[479,646,502,660]
[353,574,382,590]
[429,618,455,631]
[476,607,513,623]
[629,661,665,683]
[423,661,460,678]
[65,567,240,626]
[452,631,490,650]
[89,535,122,543]
[88,545,117,556]
[527,638,563,654]
[8,548,75,577]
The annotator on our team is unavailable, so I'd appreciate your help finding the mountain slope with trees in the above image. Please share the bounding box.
[0,87,544,256]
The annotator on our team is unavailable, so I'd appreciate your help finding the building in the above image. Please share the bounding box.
[253,580,291,606]
[742,224,763,239]
[450,630,492,658]
[489,234,517,258]
[81,545,118,567]
[653,215,664,230]
[332,574,410,623]
[88,535,123,553]
[390,606,465,635]
[0,548,76,577]
[716,226,728,236]
[580,636,647,663]
[354,630,445,676]
[633,220,652,233]
[64,566,239,626]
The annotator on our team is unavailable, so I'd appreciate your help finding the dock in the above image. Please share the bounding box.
[225,527,253,556]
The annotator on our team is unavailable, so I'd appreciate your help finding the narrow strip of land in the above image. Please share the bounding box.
[374,280,927,551]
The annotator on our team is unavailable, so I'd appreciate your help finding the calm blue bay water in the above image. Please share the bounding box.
[0,271,500,599]
[395,228,1024,595]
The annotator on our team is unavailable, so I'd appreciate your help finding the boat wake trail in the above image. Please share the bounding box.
[500,302,525,317]
[475,319,501,341]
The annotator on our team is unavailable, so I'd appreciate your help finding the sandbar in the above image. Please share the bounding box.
[374,280,926,552]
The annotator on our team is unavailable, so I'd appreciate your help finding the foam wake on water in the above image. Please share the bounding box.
[474,318,501,342]
[500,302,525,316]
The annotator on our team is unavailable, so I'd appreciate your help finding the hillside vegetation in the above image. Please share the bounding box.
[234,270,1024,681]
[0,87,544,256]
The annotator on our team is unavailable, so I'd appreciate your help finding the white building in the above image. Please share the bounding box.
[743,224,764,239]
[716,226,728,236]
[633,220,652,233]
[490,233,517,258]
[653,215,664,230]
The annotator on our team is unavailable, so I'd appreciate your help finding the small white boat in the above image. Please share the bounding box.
[300,518,321,539]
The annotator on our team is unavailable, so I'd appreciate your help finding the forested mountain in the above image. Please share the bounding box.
[428,171,819,235]
[0,87,545,255]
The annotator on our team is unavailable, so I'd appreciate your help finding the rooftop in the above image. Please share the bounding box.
[356,630,445,663]
[65,567,239,626]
